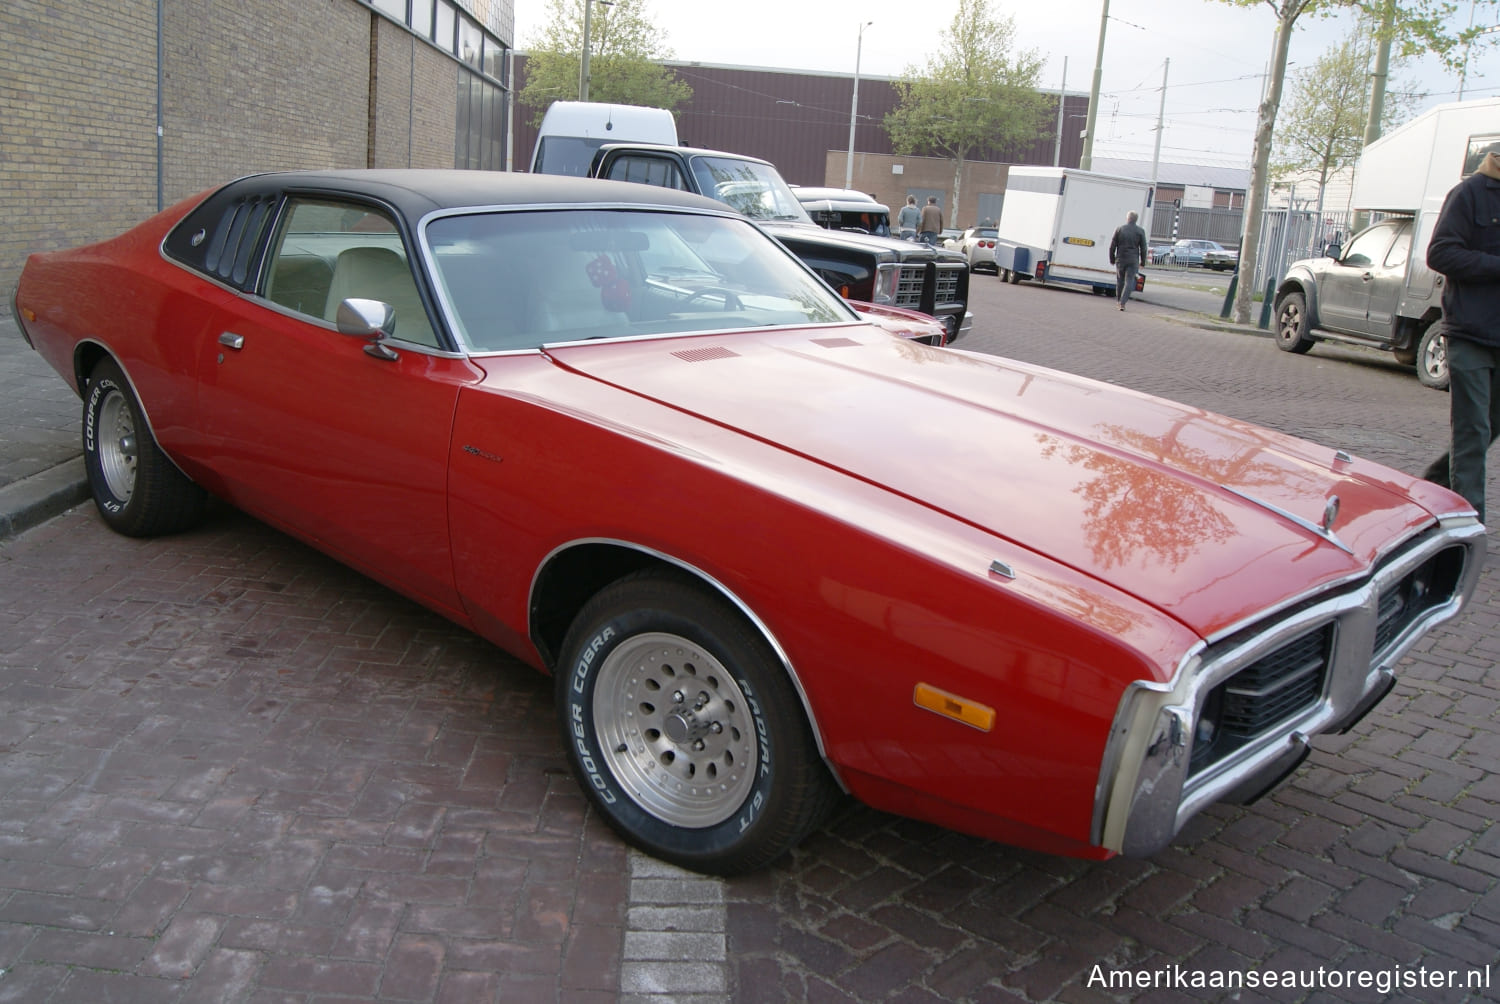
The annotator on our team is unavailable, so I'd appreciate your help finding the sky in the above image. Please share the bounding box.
[512,0,1499,171]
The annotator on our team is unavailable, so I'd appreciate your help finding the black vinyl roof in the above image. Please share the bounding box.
[221,168,730,219]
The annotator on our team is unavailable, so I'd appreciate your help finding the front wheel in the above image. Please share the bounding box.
[556,571,839,875]
[1416,326,1449,390]
[1274,292,1315,354]
[83,358,206,536]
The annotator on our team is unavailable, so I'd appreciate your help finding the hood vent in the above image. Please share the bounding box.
[672,346,739,363]
[811,337,861,349]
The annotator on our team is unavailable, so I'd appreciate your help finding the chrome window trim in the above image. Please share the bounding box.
[1092,518,1484,855]
[415,202,860,356]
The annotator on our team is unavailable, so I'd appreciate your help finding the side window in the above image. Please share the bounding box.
[1384,227,1412,270]
[605,156,687,190]
[263,200,437,348]
[1340,224,1395,269]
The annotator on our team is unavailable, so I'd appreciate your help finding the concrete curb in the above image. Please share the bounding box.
[1163,310,1274,338]
[0,456,89,540]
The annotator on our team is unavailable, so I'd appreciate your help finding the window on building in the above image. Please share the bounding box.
[436,0,457,54]
[458,15,483,69]
[411,0,435,38]
[371,0,406,21]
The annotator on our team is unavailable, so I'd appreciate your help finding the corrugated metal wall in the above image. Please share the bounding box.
[513,57,1087,185]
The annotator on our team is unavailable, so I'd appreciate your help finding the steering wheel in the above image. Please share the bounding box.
[683,287,743,310]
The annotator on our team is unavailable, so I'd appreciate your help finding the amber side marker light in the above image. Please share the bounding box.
[913,683,996,732]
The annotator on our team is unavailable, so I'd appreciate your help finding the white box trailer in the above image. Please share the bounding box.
[993,167,1155,294]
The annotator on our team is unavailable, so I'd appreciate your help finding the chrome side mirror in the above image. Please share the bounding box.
[335,298,398,360]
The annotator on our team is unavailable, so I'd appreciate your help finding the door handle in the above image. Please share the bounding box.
[1360,272,1373,282]
[218,331,245,350]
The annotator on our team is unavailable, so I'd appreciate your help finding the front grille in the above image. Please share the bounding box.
[1190,623,1332,776]
[1374,546,1465,654]
[933,265,963,304]
[894,265,926,309]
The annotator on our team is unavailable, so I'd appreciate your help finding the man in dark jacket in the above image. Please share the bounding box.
[1108,211,1147,311]
[1425,150,1500,521]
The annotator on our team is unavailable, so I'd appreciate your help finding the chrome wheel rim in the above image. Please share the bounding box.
[97,389,137,502]
[592,632,758,827]
[1423,334,1447,382]
[1278,304,1301,344]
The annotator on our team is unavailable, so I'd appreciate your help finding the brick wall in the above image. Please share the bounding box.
[1,1,159,292]
[0,0,508,296]
[162,0,370,196]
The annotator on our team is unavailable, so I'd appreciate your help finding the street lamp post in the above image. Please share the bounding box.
[845,21,873,190]
[579,0,614,102]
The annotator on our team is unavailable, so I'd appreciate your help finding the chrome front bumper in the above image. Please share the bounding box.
[1093,517,1485,857]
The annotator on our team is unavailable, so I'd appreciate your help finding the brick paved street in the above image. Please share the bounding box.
[1,276,1497,1001]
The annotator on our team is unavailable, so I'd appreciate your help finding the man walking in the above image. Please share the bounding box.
[897,196,921,240]
[918,197,943,246]
[1424,149,1500,521]
[1108,210,1147,311]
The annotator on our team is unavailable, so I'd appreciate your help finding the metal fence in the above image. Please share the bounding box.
[1250,208,1369,297]
[1148,206,1243,246]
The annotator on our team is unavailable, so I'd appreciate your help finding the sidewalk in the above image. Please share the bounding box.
[0,314,91,538]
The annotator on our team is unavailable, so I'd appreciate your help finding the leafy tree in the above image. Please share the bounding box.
[518,0,691,128]
[1215,0,1484,325]
[1270,21,1422,212]
[884,0,1051,225]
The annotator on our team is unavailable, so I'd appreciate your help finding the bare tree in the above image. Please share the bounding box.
[884,0,1050,225]
[519,0,690,127]
[1271,20,1422,218]
[1213,0,1482,324]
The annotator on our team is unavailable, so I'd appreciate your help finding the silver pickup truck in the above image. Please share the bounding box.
[1272,214,1446,389]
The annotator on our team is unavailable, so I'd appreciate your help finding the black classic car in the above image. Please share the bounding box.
[588,144,972,342]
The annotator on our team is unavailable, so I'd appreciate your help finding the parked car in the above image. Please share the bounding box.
[13,170,1484,876]
[1274,218,1448,390]
[1168,238,1235,269]
[937,227,965,248]
[953,226,999,273]
[791,187,891,236]
[1148,241,1175,264]
[590,144,971,342]
[1203,245,1239,271]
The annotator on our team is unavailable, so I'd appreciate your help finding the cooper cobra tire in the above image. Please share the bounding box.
[83,357,206,537]
[1416,326,1449,390]
[557,570,840,875]
[1274,291,1315,354]
[1007,268,1021,285]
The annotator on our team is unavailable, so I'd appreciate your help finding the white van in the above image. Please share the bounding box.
[529,101,678,177]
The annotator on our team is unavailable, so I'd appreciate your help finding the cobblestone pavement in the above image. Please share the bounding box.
[1,279,1497,1002]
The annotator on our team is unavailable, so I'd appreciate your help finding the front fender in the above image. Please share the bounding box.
[1277,266,1323,328]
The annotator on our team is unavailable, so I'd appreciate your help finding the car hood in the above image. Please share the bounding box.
[762,221,967,264]
[543,328,1447,639]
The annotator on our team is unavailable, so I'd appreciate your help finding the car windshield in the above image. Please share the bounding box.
[423,208,856,352]
[687,156,812,223]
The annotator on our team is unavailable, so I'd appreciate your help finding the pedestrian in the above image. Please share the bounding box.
[918,197,943,246]
[1108,210,1148,311]
[1420,149,1500,521]
[896,196,921,240]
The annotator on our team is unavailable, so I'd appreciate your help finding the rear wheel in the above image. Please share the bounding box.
[1416,326,1449,390]
[556,571,840,875]
[1274,292,1315,354]
[83,358,206,536]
